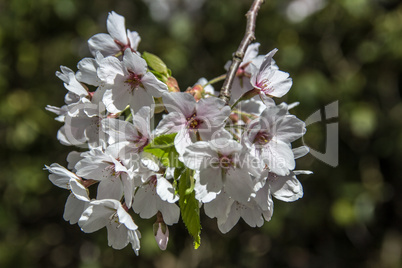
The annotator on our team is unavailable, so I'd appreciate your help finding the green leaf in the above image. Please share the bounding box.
[142,51,168,75]
[143,133,183,168]
[173,165,186,195]
[178,168,201,249]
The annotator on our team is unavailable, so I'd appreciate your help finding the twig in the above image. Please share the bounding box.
[219,0,265,105]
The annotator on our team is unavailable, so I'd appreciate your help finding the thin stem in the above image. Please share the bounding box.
[232,110,258,119]
[203,74,226,87]
[219,0,265,105]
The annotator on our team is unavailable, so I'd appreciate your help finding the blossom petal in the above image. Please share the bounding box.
[142,72,168,98]
[63,193,88,224]
[88,33,119,57]
[270,173,303,202]
[107,11,127,43]
[162,92,196,116]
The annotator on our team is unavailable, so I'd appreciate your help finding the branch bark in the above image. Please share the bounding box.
[219,0,265,105]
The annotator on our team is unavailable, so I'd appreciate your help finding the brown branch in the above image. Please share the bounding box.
[219,0,265,105]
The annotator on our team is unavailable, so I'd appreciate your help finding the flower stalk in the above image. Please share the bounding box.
[219,0,266,105]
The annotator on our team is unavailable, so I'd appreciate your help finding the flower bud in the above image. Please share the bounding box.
[167,77,180,92]
[153,221,169,250]
[185,84,204,101]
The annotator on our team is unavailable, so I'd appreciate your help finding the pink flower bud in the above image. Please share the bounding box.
[153,222,169,250]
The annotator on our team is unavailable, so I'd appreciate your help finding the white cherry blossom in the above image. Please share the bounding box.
[243,102,306,176]
[45,163,90,224]
[99,49,168,114]
[183,138,262,203]
[250,48,292,99]
[132,175,180,225]
[88,11,141,57]
[78,199,141,254]
[156,92,231,155]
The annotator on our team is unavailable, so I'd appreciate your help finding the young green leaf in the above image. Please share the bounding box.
[178,168,201,249]
[143,133,183,168]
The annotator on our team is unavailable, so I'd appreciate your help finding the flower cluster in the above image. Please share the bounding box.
[46,11,311,254]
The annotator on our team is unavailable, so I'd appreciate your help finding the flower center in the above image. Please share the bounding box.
[253,130,273,145]
[125,71,143,91]
[186,113,203,131]
[218,154,234,170]
[149,175,158,187]
[132,131,149,152]
[114,38,134,53]
[256,79,273,95]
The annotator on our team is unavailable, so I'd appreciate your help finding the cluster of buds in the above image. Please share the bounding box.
[45,11,311,254]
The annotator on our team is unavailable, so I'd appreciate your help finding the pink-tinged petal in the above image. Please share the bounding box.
[265,70,292,98]
[217,205,241,234]
[263,206,274,222]
[276,115,306,143]
[162,92,196,117]
[182,141,216,170]
[56,66,88,97]
[88,33,119,57]
[293,170,313,175]
[243,42,260,63]
[204,192,232,219]
[194,172,217,203]
[155,112,186,136]
[270,173,303,202]
[107,11,127,43]
[293,146,310,159]
[116,203,138,231]
[240,203,264,227]
[132,185,158,219]
[102,118,138,144]
[212,138,242,156]
[46,163,79,189]
[128,229,141,255]
[127,30,141,50]
[258,49,278,77]
[69,178,90,202]
[254,181,271,211]
[75,159,111,181]
[130,87,155,114]
[159,202,180,225]
[103,87,130,113]
[142,72,168,98]
[63,193,88,224]
[76,57,101,86]
[78,204,110,233]
[174,128,194,156]
[67,151,82,171]
[122,174,135,208]
[200,167,223,193]
[132,106,152,138]
[98,56,125,84]
[225,168,255,203]
[106,222,130,249]
[196,98,231,128]
[262,140,295,176]
[123,49,147,75]
[156,177,178,203]
[97,178,124,200]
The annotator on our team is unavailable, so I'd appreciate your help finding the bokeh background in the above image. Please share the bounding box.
[1,0,402,267]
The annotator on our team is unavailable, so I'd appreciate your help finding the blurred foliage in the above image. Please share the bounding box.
[1,0,402,267]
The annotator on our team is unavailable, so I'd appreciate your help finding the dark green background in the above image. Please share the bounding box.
[1,0,401,267]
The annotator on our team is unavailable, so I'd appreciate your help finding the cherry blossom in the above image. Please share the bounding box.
[88,11,141,57]
[99,49,168,113]
[45,7,311,254]
[78,199,141,254]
